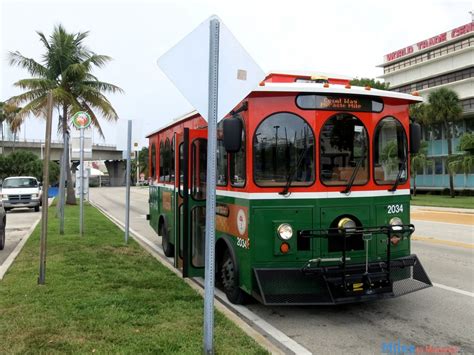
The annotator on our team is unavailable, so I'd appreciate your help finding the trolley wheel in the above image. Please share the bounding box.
[220,249,246,305]
[160,223,174,257]
[0,221,5,250]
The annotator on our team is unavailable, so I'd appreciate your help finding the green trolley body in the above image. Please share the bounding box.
[147,72,431,305]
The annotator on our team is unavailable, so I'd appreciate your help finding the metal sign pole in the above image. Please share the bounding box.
[203,18,220,355]
[58,132,68,234]
[79,126,84,236]
[125,120,132,244]
[38,92,53,285]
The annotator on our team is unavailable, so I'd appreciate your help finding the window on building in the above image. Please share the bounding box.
[320,113,368,186]
[434,158,443,175]
[253,112,315,187]
[230,117,246,187]
[426,159,434,175]
[373,117,407,185]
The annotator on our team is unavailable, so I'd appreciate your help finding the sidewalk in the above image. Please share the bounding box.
[411,205,474,214]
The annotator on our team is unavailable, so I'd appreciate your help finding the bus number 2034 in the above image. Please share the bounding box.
[387,204,404,214]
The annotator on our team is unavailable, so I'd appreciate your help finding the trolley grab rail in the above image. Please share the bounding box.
[298,224,415,289]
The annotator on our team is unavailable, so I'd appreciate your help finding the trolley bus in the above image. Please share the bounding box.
[146,72,432,305]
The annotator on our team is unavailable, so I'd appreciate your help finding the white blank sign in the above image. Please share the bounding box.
[158,15,265,122]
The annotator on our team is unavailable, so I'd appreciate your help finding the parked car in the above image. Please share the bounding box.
[0,176,42,212]
[0,199,5,250]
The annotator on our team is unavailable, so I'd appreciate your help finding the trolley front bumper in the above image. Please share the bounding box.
[253,254,432,305]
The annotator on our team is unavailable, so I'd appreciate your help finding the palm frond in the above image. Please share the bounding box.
[80,102,104,138]
[14,78,55,91]
[8,51,48,77]
[36,31,51,50]
[8,89,48,106]
[80,80,124,94]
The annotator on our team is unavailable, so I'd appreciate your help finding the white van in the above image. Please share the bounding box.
[0,176,42,212]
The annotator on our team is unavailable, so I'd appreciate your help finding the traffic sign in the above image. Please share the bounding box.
[158,15,265,121]
[71,111,92,129]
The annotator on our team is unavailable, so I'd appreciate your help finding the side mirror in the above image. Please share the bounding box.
[223,117,243,153]
[410,122,421,154]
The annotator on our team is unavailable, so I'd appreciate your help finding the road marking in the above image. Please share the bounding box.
[433,283,474,298]
[90,199,311,355]
[412,235,473,249]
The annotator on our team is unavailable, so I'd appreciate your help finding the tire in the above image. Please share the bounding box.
[160,222,174,257]
[0,221,5,250]
[34,205,40,212]
[220,249,246,304]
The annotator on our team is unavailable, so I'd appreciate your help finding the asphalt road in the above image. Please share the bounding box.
[89,187,474,354]
[0,207,42,266]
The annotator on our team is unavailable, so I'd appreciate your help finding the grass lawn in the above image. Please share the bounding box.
[411,194,474,209]
[0,204,267,354]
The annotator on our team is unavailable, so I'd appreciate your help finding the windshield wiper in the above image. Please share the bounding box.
[279,146,310,196]
[389,156,407,192]
[341,152,366,194]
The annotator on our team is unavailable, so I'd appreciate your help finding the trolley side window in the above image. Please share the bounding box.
[151,143,156,179]
[159,141,164,182]
[373,117,408,185]
[320,113,369,186]
[217,121,228,186]
[253,112,315,187]
[230,118,246,187]
[192,139,207,200]
[170,136,175,183]
[164,138,171,182]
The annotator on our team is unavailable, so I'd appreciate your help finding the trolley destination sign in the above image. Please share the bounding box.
[297,94,384,112]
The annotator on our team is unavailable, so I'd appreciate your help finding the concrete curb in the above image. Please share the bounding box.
[90,200,312,355]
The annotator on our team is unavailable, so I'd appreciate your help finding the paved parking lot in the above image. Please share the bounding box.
[0,207,42,266]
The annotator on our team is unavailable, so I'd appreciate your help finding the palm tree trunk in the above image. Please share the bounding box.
[63,105,76,205]
[445,122,455,198]
[413,174,417,197]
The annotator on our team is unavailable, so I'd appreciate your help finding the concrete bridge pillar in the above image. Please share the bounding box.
[105,160,127,186]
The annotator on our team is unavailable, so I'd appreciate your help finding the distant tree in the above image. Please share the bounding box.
[131,147,149,183]
[420,88,463,198]
[7,24,123,204]
[0,150,59,183]
[447,132,474,181]
[0,102,21,155]
[410,141,430,197]
[350,78,390,90]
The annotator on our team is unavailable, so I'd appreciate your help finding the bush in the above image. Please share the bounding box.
[0,150,60,184]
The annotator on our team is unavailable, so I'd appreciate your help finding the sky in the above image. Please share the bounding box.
[1,0,472,149]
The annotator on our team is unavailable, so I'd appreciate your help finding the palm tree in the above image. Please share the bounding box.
[410,141,430,197]
[447,133,474,187]
[0,102,21,156]
[420,88,462,198]
[7,24,123,204]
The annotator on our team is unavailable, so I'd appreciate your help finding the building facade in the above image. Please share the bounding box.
[379,21,474,190]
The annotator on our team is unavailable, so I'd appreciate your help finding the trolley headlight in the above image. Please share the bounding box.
[389,217,403,231]
[338,217,357,234]
[277,223,293,240]
[389,217,403,245]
